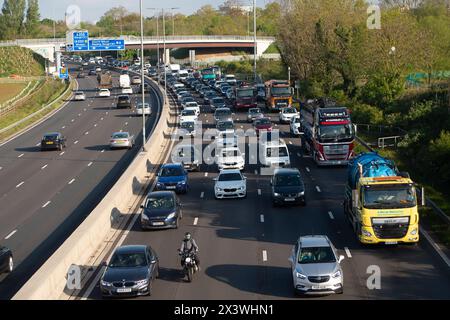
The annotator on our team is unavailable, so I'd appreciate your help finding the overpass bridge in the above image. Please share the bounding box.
[0,35,275,63]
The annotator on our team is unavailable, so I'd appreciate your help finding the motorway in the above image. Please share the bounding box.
[85,83,450,300]
[0,66,162,299]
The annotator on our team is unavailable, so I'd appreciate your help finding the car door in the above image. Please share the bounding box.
[146,247,156,280]
[289,242,299,273]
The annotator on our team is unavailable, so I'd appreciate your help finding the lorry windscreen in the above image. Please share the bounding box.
[271,87,291,96]
[237,89,254,98]
[318,124,354,142]
[363,184,416,209]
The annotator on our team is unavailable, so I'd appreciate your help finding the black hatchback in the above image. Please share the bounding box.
[140,191,182,230]
[100,245,159,298]
[117,95,132,109]
[40,132,66,151]
[271,168,306,206]
[0,246,13,275]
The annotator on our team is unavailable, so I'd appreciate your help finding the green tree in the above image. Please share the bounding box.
[25,0,40,37]
[0,0,26,40]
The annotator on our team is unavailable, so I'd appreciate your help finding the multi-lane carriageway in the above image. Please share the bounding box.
[0,66,162,299]
[83,83,450,300]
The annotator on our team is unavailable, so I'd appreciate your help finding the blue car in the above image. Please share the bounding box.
[155,164,189,194]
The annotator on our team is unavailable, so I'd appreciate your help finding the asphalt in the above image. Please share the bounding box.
[85,83,450,300]
[0,66,162,299]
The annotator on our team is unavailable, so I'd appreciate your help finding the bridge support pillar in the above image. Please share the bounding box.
[164,48,170,65]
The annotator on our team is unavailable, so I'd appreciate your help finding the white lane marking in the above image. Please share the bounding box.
[258,189,262,196]
[60,151,65,156]
[18,153,24,158]
[193,217,198,226]
[78,113,81,117]
[206,120,209,123]
[74,140,79,144]
[100,117,104,120]
[306,167,310,173]
[260,214,265,223]
[41,164,48,170]
[87,162,93,167]
[83,108,87,111]
[71,119,75,122]
[204,172,208,177]
[316,186,321,193]
[328,211,335,220]
[344,247,352,258]
[62,126,66,129]
[101,149,105,153]
[106,112,109,115]
[16,181,24,188]
[94,124,97,127]
[297,153,301,157]
[125,122,128,126]
[42,201,51,208]
[68,178,76,185]
[4,230,17,240]
[200,192,204,199]
[85,132,89,135]
[0,167,2,170]
[240,125,243,129]
[289,141,293,145]
[254,169,258,175]
[36,142,40,146]
[262,250,268,262]
[421,229,450,268]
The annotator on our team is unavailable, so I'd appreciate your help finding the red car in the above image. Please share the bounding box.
[253,117,273,136]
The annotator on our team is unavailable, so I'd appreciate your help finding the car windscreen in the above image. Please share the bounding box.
[257,118,271,125]
[118,96,129,101]
[218,173,242,182]
[182,110,195,116]
[217,122,234,130]
[298,246,336,264]
[267,147,289,157]
[137,104,149,108]
[213,98,224,104]
[109,252,147,268]
[113,133,129,139]
[145,196,175,209]
[283,108,297,114]
[249,108,260,114]
[215,109,231,117]
[222,149,240,158]
[274,174,303,187]
[161,167,184,177]
[181,122,195,129]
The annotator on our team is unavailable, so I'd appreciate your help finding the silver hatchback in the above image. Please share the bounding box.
[110,132,134,149]
[289,235,344,295]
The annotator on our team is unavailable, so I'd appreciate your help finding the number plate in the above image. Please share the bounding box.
[166,186,176,190]
[385,241,398,245]
[284,198,295,202]
[46,142,54,144]
[152,222,165,226]
[311,285,326,290]
[116,288,132,293]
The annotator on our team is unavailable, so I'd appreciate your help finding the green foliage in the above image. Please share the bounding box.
[0,0,26,40]
[360,73,406,108]
[348,102,384,125]
[0,46,44,77]
[428,131,450,188]
[25,0,40,37]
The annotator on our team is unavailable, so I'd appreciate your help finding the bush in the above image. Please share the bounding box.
[348,102,384,125]
[428,131,450,191]
[359,73,405,108]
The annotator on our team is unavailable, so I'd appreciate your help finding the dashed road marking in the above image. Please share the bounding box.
[100,117,104,120]
[85,132,89,135]
[18,153,24,158]
[94,124,97,127]
[204,172,208,177]
[68,178,76,185]
[36,142,40,146]
[262,250,268,262]
[74,140,79,144]
[200,192,204,199]
[125,122,128,126]
[306,167,310,173]
[316,186,321,193]
[16,181,24,188]
[60,151,65,156]
[289,141,293,145]
[62,126,66,129]
[328,211,335,220]
[260,214,265,223]
[258,189,262,196]
[87,162,93,167]
[4,230,17,240]
[41,164,48,170]
[193,217,198,226]
[344,247,352,258]
[71,119,75,122]
[101,149,105,153]
[42,201,51,208]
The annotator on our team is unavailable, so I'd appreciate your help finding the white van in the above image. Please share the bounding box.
[259,137,290,167]
[119,74,130,88]
[178,70,189,82]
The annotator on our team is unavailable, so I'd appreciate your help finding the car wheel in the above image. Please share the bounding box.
[147,280,153,296]
[336,287,344,294]
[7,256,13,273]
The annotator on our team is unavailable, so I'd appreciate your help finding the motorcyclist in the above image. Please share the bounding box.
[179,232,200,270]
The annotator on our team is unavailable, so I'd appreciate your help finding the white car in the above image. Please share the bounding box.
[179,119,197,136]
[184,101,199,110]
[279,107,299,124]
[216,147,245,171]
[98,89,111,97]
[214,169,247,199]
[131,76,142,85]
[74,91,86,101]
[289,235,344,295]
[184,106,200,117]
[177,91,189,101]
[225,74,237,86]
[260,137,291,167]
[122,87,133,94]
[179,109,198,122]
[136,103,151,116]
[216,132,239,150]
[290,115,301,136]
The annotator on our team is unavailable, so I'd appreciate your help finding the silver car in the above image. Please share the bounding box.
[247,108,264,123]
[289,235,344,295]
[110,132,135,149]
[74,91,86,101]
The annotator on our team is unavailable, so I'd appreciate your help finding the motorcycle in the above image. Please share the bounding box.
[178,250,198,282]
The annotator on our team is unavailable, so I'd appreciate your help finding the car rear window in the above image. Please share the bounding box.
[218,173,242,182]
[113,133,129,139]
[161,167,184,177]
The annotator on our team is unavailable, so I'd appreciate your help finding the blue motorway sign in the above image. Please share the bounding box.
[72,31,89,51]
[88,39,125,51]
[59,67,69,79]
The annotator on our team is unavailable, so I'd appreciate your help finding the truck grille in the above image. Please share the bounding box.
[113,281,135,288]
[275,99,289,107]
[323,145,349,160]
[372,221,409,239]
[308,276,330,283]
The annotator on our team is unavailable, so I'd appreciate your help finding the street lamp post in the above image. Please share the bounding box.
[163,8,167,104]
[253,0,257,82]
[140,0,146,151]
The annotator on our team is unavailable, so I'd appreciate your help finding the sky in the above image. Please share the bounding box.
[0,0,272,23]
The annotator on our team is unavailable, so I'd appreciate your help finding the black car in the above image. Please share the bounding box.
[40,132,66,151]
[0,246,13,275]
[117,95,132,109]
[138,82,150,94]
[211,97,226,110]
[203,91,217,104]
[100,245,159,298]
[271,168,306,206]
[88,69,96,76]
[140,191,182,230]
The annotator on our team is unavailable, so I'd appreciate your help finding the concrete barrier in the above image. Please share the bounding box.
[12,77,176,300]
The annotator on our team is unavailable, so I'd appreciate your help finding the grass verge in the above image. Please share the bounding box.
[0,82,28,104]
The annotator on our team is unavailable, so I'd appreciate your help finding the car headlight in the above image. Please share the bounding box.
[239,186,245,191]
[101,280,112,287]
[274,193,281,197]
[166,212,176,220]
[156,182,163,187]
[362,229,372,237]
[216,187,223,192]
[332,270,341,278]
[296,272,307,280]
[135,279,148,286]
[410,228,418,235]
[298,192,305,197]
[178,180,186,185]
[141,213,149,220]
